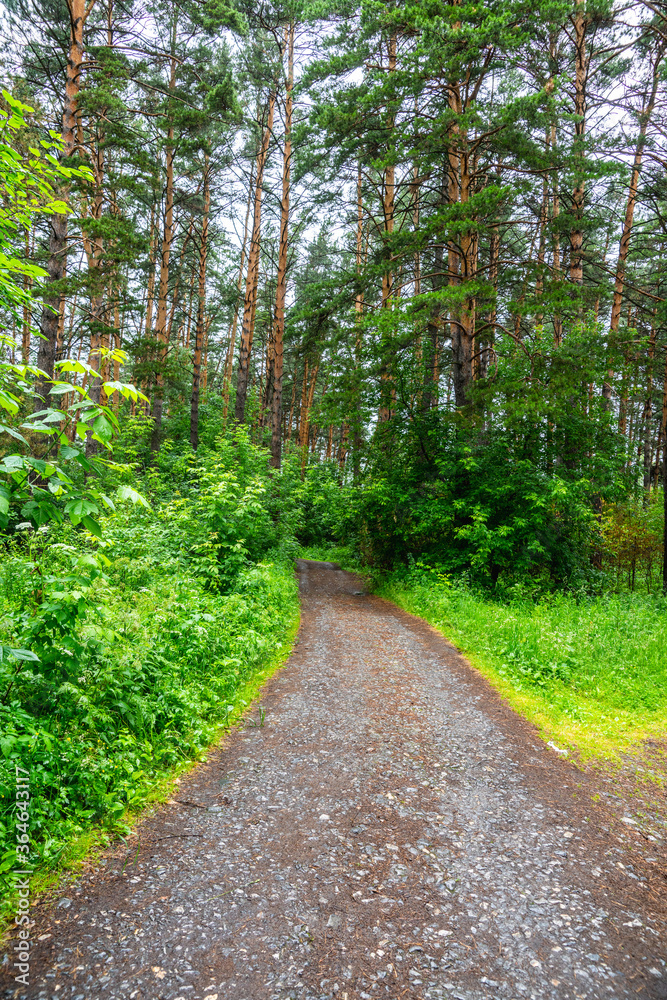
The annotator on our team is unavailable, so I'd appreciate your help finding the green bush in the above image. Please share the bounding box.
[0,478,299,880]
[381,562,667,717]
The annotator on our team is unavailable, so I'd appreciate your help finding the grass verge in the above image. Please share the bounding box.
[0,556,300,931]
[297,544,364,574]
[376,568,667,763]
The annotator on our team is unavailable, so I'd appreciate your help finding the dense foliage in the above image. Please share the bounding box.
[1,0,667,895]
[380,562,667,754]
[0,432,320,885]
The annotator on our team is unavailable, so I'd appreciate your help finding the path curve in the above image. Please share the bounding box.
[2,560,666,1000]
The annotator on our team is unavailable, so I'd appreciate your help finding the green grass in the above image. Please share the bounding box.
[377,567,667,759]
[17,602,301,926]
[297,544,364,573]
[0,529,299,921]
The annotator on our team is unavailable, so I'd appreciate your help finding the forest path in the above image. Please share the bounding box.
[4,560,666,1000]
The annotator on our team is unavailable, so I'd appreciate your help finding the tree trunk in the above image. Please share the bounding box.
[22,227,34,364]
[235,88,277,423]
[300,362,319,476]
[551,121,563,347]
[662,357,667,590]
[296,359,308,444]
[143,201,158,340]
[643,325,656,491]
[285,377,296,445]
[150,23,177,454]
[451,126,476,408]
[353,162,365,477]
[222,160,255,427]
[79,122,106,456]
[568,1,587,291]
[271,22,294,469]
[602,48,663,406]
[35,0,87,409]
[663,425,667,593]
[190,155,210,451]
[378,29,397,425]
[481,219,500,380]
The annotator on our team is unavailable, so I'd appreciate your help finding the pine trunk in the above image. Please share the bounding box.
[223,160,255,427]
[378,30,397,425]
[150,28,177,454]
[602,48,663,406]
[35,0,86,409]
[569,2,587,291]
[235,89,277,423]
[271,22,294,469]
[190,156,210,451]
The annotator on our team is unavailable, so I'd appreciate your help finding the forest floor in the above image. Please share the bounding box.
[2,559,666,1000]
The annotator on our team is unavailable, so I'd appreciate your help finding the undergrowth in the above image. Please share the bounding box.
[376,563,667,759]
[0,435,308,918]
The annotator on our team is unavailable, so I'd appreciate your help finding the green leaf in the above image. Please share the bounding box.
[0,424,29,445]
[116,485,150,509]
[0,645,40,664]
[0,455,24,472]
[81,514,103,538]
[64,497,100,525]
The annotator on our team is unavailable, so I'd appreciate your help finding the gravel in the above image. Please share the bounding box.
[2,559,665,1000]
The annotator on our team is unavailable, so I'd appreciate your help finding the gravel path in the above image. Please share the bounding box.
[2,559,666,1000]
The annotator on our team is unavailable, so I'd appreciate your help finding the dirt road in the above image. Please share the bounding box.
[2,560,666,1000]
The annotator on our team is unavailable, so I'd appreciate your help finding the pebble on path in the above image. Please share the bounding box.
[1,560,665,1000]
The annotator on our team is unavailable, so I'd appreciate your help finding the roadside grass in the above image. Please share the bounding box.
[19,606,300,926]
[298,545,364,573]
[0,545,299,930]
[378,567,667,762]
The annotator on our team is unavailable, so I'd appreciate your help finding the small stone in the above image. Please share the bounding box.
[327,914,342,929]
[57,898,71,909]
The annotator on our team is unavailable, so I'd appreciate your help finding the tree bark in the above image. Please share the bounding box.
[602,47,663,406]
[235,88,277,423]
[222,160,255,428]
[190,155,210,451]
[271,22,294,469]
[663,425,667,593]
[82,134,105,457]
[568,0,588,291]
[378,29,397,425]
[446,65,477,409]
[643,324,656,491]
[353,162,366,477]
[35,0,88,409]
[300,361,319,476]
[150,21,177,454]
[22,227,34,364]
